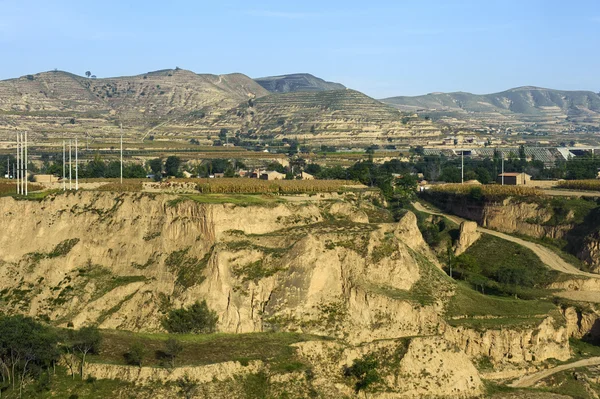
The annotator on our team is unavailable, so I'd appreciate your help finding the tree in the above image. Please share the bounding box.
[124,342,146,367]
[344,354,381,396]
[165,156,182,177]
[0,315,59,397]
[164,338,183,368]
[162,301,218,334]
[148,158,163,176]
[71,326,102,379]
[85,71,91,78]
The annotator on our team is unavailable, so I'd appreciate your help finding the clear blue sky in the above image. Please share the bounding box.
[1,0,598,98]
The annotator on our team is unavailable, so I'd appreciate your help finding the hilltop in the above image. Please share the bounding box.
[0,69,268,121]
[255,73,346,93]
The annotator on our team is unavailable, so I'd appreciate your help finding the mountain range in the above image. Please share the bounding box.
[381,87,600,133]
[0,69,598,145]
[0,69,438,146]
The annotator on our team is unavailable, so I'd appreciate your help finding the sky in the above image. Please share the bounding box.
[0,0,598,98]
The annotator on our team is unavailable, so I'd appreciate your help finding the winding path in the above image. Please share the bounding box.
[413,201,600,386]
[412,201,597,278]
[510,357,600,387]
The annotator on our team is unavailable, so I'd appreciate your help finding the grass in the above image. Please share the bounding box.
[232,260,282,283]
[537,367,600,399]
[168,194,282,206]
[164,248,210,289]
[11,367,148,399]
[513,233,590,272]
[569,338,600,360]
[89,330,322,368]
[541,197,598,226]
[446,282,557,329]
[455,234,558,297]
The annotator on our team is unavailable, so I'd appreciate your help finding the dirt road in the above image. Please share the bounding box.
[412,201,597,278]
[510,357,600,387]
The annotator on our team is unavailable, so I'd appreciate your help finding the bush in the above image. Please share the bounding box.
[124,341,146,366]
[343,354,381,394]
[162,300,218,334]
[163,338,183,368]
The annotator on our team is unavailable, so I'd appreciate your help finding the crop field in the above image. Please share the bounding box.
[189,178,361,194]
[428,184,544,199]
[557,180,600,191]
[0,181,44,196]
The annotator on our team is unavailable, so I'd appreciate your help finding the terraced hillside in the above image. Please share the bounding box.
[255,73,346,93]
[213,89,441,146]
[0,69,269,140]
[382,86,600,133]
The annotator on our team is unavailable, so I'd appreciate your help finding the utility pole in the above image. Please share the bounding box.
[120,123,123,184]
[501,154,505,186]
[69,140,72,190]
[461,150,464,184]
[24,132,28,196]
[21,132,25,195]
[63,140,66,191]
[75,138,78,191]
[16,133,20,194]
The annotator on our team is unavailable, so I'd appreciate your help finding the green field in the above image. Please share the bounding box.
[89,330,321,368]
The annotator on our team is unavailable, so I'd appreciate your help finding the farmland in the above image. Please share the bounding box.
[557,180,600,192]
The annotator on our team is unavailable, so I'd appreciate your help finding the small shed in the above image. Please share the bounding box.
[496,172,531,185]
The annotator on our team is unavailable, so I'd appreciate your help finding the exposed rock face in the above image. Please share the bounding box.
[85,360,263,384]
[579,232,600,273]
[562,306,600,341]
[293,337,483,398]
[454,221,481,256]
[442,317,570,364]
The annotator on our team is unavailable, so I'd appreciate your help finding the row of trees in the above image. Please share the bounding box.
[0,300,218,396]
[0,316,101,398]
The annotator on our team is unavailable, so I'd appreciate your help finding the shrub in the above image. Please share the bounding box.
[163,338,183,368]
[343,354,381,394]
[125,341,146,367]
[162,300,218,334]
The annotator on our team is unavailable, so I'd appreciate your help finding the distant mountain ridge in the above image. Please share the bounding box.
[381,86,600,117]
[0,68,269,121]
[254,73,346,93]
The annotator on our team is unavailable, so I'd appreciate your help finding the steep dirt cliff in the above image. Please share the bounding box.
[0,191,579,397]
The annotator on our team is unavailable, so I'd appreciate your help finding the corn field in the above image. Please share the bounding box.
[0,181,44,195]
[557,180,600,191]
[191,178,359,194]
[428,184,543,198]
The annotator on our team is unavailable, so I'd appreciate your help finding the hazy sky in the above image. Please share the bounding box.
[1,0,598,98]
